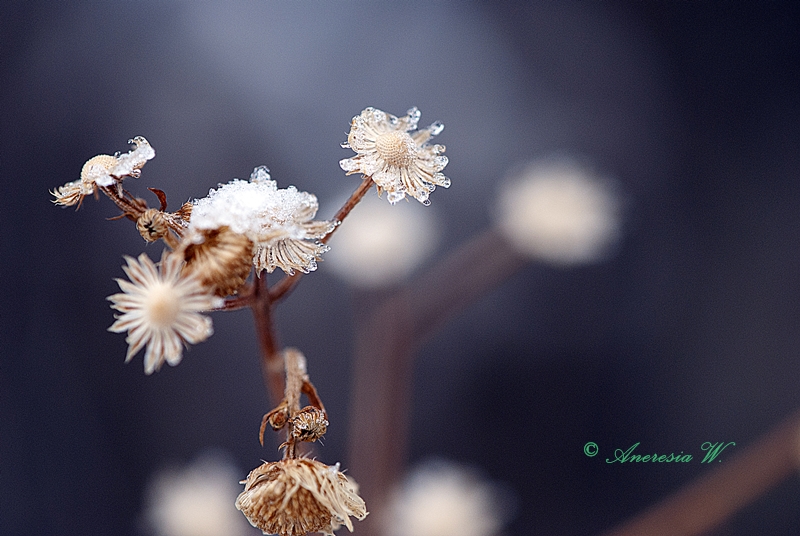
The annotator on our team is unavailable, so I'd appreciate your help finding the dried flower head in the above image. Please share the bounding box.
[107,251,222,374]
[51,137,155,207]
[340,107,450,206]
[190,167,335,275]
[179,227,255,297]
[236,458,367,536]
[495,158,622,265]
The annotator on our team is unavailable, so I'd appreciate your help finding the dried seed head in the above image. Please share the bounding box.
[137,208,171,243]
[179,227,254,297]
[291,406,328,443]
[236,458,367,536]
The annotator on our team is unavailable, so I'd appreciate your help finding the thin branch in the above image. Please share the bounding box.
[269,176,374,302]
[250,273,284,407]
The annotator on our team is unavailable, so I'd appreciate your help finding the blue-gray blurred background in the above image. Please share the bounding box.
[2,1,800,535]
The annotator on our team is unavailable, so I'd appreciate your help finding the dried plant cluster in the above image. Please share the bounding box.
[51,107,450,536]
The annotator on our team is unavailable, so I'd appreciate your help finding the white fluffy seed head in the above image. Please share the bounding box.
[495,158,622,265]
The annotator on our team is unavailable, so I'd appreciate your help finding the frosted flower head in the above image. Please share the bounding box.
[51,136,155,206]
[144,453,254,536]
[107,251,222,374]
[384,460,513,536]
[235,458,367,536]
[325,193,440,288]
[190,167,335,275]
[340,107,450,206]
[495,158,622,265]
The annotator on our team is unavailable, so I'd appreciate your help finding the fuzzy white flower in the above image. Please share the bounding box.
[190,166,335,275]
[495,158,622,265]
[107,251,222,375]
[340,107,450,206]
[325,193,440,288]
[51,136,155,206]
[144,453,255,536]
[384,460,512,536]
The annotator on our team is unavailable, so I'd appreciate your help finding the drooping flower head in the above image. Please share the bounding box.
[189,167,335,275]
[340,107,450,206]
[107,251,222,374]
[51,136,155,206]
[236,458,367,536]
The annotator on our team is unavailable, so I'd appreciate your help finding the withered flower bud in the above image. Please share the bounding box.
[291,406,328,443]
[236,458,367,536]
[137,208,171,243]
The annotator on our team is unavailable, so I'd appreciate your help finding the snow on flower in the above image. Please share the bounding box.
[189,166,335,275]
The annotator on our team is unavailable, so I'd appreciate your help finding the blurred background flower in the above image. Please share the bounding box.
[142,451,257,536]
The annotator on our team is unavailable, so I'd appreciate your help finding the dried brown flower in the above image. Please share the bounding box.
[179,227,254,297]
[236,458,367,536]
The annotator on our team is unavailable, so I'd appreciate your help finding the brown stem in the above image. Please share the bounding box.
[601,408,800,536]
[269,175,374,302]
[281,348,310,460]
[220,283,256,311]
[250,273,284,407]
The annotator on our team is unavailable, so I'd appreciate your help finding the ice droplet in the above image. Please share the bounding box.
[340,141,351,149]
[339,158,360,173]
[434,173,451,188]
[433,155,449,171]
[387,191,405,204]
[250,166,271,183]
[433,144,446,155]
[406,107,421,129]
[429,121,444,136]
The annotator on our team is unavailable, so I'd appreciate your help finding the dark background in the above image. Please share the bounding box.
[2,1,800,535]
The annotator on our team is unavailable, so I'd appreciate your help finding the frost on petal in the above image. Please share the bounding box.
[495,158,622,265]
[112,136,155,179]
